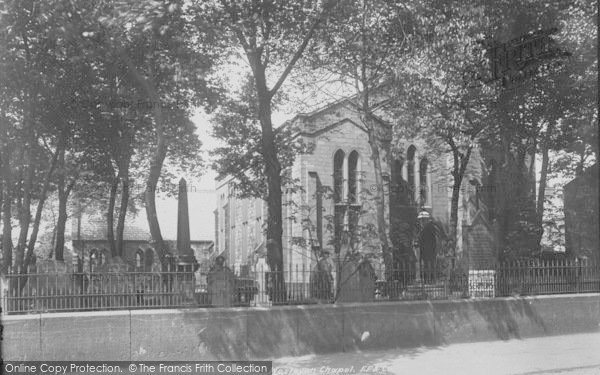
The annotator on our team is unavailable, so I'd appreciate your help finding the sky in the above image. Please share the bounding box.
[167,104,295,241]
[110,59,341,243]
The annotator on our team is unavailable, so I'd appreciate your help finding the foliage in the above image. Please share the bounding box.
[0,0,217,270]
[388,0,500,260]
[210,76,307,199]
[195,0,338,283]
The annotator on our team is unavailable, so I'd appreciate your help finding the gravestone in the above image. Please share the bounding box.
[310,259,333,302]
[465,210,496,269]
[207,267,235,307]
[336,260,376,303]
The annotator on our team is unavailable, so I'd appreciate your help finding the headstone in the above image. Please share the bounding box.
[336,260,376,303]
[207,267,235,307]
[465,211,496,269]
[310,260,333,302]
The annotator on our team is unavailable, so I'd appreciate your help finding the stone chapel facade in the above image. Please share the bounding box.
[214,97,490,278]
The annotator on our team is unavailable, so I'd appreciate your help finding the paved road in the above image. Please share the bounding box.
[273,332,600,375]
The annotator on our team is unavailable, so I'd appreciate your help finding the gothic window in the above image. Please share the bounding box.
[90,249,98,273]
[100,249,108,266]
[348,205,361,247]
[347,151,361,245]
[407,145,416,204]
[419,157,429,206]
[393,159,403,182]
[488,159,498,221]
[333,150,345,253]
[348,151,359,203]
[145,248,154,271]
[333,149,345,203]
[334,205,346,254]
[135,250,144,271]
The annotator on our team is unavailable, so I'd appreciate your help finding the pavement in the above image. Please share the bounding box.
[273,332,600,375]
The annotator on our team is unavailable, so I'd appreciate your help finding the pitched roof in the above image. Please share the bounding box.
[74,216,152,242]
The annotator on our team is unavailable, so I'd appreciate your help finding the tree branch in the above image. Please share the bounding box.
[268,2,335,98]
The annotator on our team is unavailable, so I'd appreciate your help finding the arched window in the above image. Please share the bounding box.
[391,158,404,204]
[407,145,416,203]
[90,249,98,273]
[393,159,403,181]
[135,250,144,271]
[76,255,83,273]
[333,150,346,253]
[333,149,345,203]
[488,159,498,220]
[348,151,359,203]
[347,151,361,242]
[419,158,429,206]
[100,249,108,266]
[145,248,155,271]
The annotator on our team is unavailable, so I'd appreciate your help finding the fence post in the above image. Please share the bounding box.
[421,261,425,297]
[576,258,581,293]
[0,275,7,314]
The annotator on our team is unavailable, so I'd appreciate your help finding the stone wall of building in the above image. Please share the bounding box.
[214,99,488,274]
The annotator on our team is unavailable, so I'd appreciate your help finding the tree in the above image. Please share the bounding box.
[0,0,75,272]
[211,76,306,199]
[306,0,417,273]
[391,0,498,261]
[74,0,218,266]
[0,0,216,274]
[196,0,338,300]
[478,0,597,258]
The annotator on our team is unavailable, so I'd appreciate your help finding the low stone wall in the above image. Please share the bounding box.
[2,294,599,360]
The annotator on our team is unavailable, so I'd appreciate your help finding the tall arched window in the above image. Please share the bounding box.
[407,145,416,203]
[419,158,429,206]
[100,249,108,266]
[347,151,361,243]
[135,250,144,271]
[90,249,98,273]
[348,151,359,203]
[393,159,403,182]
[333,150,346,253]
[488,159,498,221]
[145,248,155,271]
[333,150,345,203]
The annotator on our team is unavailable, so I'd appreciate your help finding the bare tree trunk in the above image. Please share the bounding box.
[255,65,286,302]
[360,104,393,269]
[54,148,66,262]
[107,171,118,257]
[25,147,60,267]
[116,156,130,258]
[447,138,473,260]
[242,49,286,302]
[54,189,67,261]
[122,56,168,267]
[145,127,167,265]
[221,3,331,300]
[15,138,34,272]
[448,173,462,256]
[535,145,549,252]
[535,121,554,252]
[55,178,76,263]
[1,147,13,273]
[0,157,2,228]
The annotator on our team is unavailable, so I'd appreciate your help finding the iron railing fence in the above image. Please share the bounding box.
[1,270,197,314]
[2,259,599,314]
